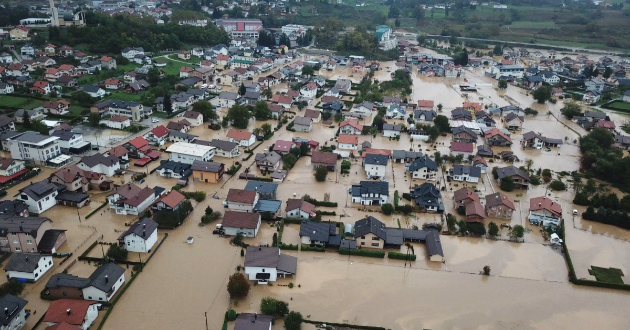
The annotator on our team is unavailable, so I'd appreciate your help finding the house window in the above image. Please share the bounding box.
[26,240,32,244]
[13,240,18,244]
[360,242,365,246]
[372,237,379,241]
[361,235,365,239]
[371,243,379,247]
[63,292,67,296]
[15,248,20,252]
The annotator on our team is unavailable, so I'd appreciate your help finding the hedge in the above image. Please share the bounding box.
[303,320,386,330]
[301,245,325,252]
[402,193,412,201]
[248,177,273,182]
[279,243,299,250]
[339,248,385,258]
[226,165,242,175]
[388,252,416,261]
[283,218,303,224]
[85,202,107,219]
[303,196,338,207]
[315,210,336,216]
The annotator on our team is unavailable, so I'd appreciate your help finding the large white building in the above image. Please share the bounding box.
[488,64,525,79]
[117,218,158,253]
[281,24,312,36]
[2,131,68,166]
[166,142,215,164]
[375,25,397,51]
[244,246,297,284]
[214,19,263,39]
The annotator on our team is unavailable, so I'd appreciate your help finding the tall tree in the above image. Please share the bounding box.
[163,93,172,114]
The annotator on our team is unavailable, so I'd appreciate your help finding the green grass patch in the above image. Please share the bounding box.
[167,54,200,65]
[0,95,44,109]
[604,101,630,112]
[588,266,625,284]
[105,91,145,102]
[505,21,558,29]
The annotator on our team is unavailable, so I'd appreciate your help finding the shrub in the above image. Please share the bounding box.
[388,251,417,261]
[500,177,515,192]
[227,309,237,321]
[106,245,128,260]
[314,166,328,182]
[397,204,413,215]
[549,180,566,191]
[381,203,394,215]
[260,297,289,317]
[227,272,250,299]
[284,311,303,330]
[488,222,499,237]
[511,225,525,239]
[0,280,24,297]
[467,222,487,236]
[339,248,385,258]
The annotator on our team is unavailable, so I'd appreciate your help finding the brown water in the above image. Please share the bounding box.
[6,56,630,330]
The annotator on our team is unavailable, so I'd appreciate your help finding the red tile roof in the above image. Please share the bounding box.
[340,119,362,131]
[273,140,294,153]
[222,211,259,229]
[227,129,253,141]
[150,125,170,138]
[227,189,257,204]
[530,196,562,217]
[158,190,185,209]
[216,54,229,61]
[597,120,615,129]
[43,299,97,326]
[108,145,128,158]
[463,102,482,112]
[129,136,149,149]
[485,128,512,143]
[109,115,130,122]
[450,142,474,153]
[362,148,391,157]
[417,100,434,108]
[337,134,358,145]
[311,151,337,166]
[454,187,479,204]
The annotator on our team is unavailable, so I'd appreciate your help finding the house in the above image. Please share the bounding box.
[50,130,91,154]
[107,183,158,215]
[43,299,98,330]
[300,82,317,98]
[452,165,481,183]
[382,123,402,138]
[10,26,30,41]
[255,152,282,172]
[322,101,343,113]
[414,109,437,123]
[311,151,337,171]
[144,125,170,146]
[450,142,474,157]
[45,262,126,302]
[337,134,358,151]
[485,192,515,219]
[183,111,203,126]
[522,131,544,149]
[0,294,27,330]
[392,150,423,164]
[302,110,320,124]
[452,126,477,143]
[2,131,65,166]
[100,115,131,130]
[77,153,120,176]
[4,253,53,282]
[0,115,15,132]
[30,81,51,94]
[0,157,26,183]
[50,166,104,193]
[16,180,59,214]
[385,104,406,119]
[226,129,256,147]
[408,155,437,180]
[485,128,512,146]
[351,102,373,118]
[529,196,562,226]
[496,166,530,189]
[104,78,122,90]
[411,182,442,212]
[299,221,340,247]
[504,113,524,131]
[166,120,191,133]
[293,117,312,132]
[222,211,261,237]
[153,189,187,212]
[191,160,224,183]
[0,216,62,253]
[0,83,14,95]
[451,108,473,121]
[100,56,116,70]
[472,156,488,173]
[286,199,316,219]
[244,181,278,200]
[244,246,297,283]
[363,154,388,179]
[271,140,294,156]
[155,160,192,179]
[81,86,105,98]
[217,92,238,108]
[334,79,352,93]
[104,146,129,170]
[234,313,273,330]
[596,120,616,131]
[209,139,240,158]
[166,142,215,164]
[583,89,601,104]
[350,181,389,205]
[226,189,258,212]
[339,119,362,135]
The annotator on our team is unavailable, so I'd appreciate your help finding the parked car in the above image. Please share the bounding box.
[152,118,159,123]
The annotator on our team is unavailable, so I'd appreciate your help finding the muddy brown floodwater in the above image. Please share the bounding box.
[7,55,630,330]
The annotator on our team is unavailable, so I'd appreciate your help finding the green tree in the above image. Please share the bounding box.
[147,67,160,85]
[164,93,172,115]
[458,220,468,235]
[262,88,273,100]
[260,297,289,316]
[22,110,31,128]
[560,101,583,119]
[334,112,344,122]
[302,66,314,76]
[227,272,250,299]
[434,115,451,133]
[314,166,328,182]
[106,245,128,260]
[498,80,508,89]
[511,225,525,239]
[226,104,251,128]
[238,83,246,96]
[389,6,400,18]
[532,86,552,104]
[192,100,218,122]
[253,101,272,120]
[493,44,502,55]
[446,213,457,232]
[0,280,25,297]
[282,154,298,170]
[549,180,566,191]
[300,142,309,156]
[284,311,303,330]
[261,123,272,136]
[488,222,499,237]
[500,176,515,192]
[88,113,101,127]
[381,203,394,215]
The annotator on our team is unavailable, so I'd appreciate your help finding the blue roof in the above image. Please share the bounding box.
[254,199,282,213]
[244,181,278,194]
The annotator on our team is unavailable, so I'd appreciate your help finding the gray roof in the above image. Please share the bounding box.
[496,165,530,181]
[452,126,477,138]
[10,130,49,144]
[209,139,238,151]
[169,130,197,141]
[383,123,402,132]
[0,294,27,326]
[584,110,606,119]
[51,130,79,141]
[244,181,278,194]
[299,221,337,243]
[234,313,273,330]
[451,108,472,119]
[354,216,387,240]
[119,218,158,241]
[255,151,281,164]
[37,229,66,251]
[46,273,90,289]
[80,153,119,168]
[156,160,192,177]
[244,246,297,274]
[0,217,51,237]
[414,110,437,121]
[453,165,481,178]
[87,263,125,292]
[253,199,282,213]
[277,254,298,274]
[409,155,437,172]
[351,181,389,197]
[293,116,312,126]
[191,160,224,173]
[0,201,29,217]
[18,180,58,200]
[411,182,441,208]
[82,85,102,93]
[4,253,45,273]
[219,91,238,100]
[363,154,388,166]
[477,145,493,156]
[340,239,356,249]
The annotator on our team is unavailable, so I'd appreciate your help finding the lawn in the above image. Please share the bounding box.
[605,100,630,112]
[0,95,45,110]
[68,106,89,117]
[588,266,625,284]
[505,21,558,29]
[105,91,145,102]
[167,54,200,65]
[157,59,190,76]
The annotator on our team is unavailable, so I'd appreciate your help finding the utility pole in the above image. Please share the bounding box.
[205,312,209,330]
[76,208,81,223]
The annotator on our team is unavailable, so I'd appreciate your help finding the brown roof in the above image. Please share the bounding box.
[340,119,362,131]
[362,148,392,158]
[51,165,93,184]
[183,110,201,119]
[530,196,562,217]
[417,100,434,108]
[311,151,337,166]
[157,190,185,208]
[285,199,315,213]
[304,109,320,118]
[0,157,16,171]
[117,187,155,207]
[465,200,485,221]
[321,96,339,103]
[337,134,358,145]
[108,115,130,122]
[485,192,515,210]
[109,183,142,199]
[450,142,474,153]
[485,128,512,143]
[222,211,259,229]
[226,129,253,141]
[43,299,97,326]
[453,188,479,204]
[226,189,257,204]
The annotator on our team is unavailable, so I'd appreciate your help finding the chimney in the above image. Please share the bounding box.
[25,256,28,262]
[254,313,258,322]
[142,230,146,237]
[66,309,71,316]
[143,223,146,228]
[19,226,23,231]
[105,275,109,283]
[4,307,7,314]
[258,247,261,251]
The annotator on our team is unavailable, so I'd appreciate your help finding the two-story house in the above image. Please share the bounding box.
[362,154,388,179]
[225,189,259,212]
[529,196,562,227]
[485,192,515,219]
[16,180,58,214]
[350,181,389,206]
[408,155,437,180]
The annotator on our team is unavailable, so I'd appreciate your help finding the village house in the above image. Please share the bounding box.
[452,126,478,143]
[0,216,62,253]
[50,166,104,193]
[104,78,123,90]
[144,125,170,146]
[350,181,389,206]
[244,181,278,200]
[504,113,524,131]
[183,110,203,126]
[0,156,26,183]
[363,154,388,179]
[4,252,53,282]
[16,180,59,214]
[50,130,91,154]
[155,160,192,179]
[209,139,240,158]
[30,81,51,94]
[45,262,126,302]
[243,246,297,284]
[255,152,282,172]
[153,190,187,212]
[286,199,316,219]
[100,115,131,130]
[337,134,359,152]
[100,56,116,70]
[226,129,256,147]
[0,294,27,330]
[107,183,158,216]
[105,146,129,169]
[293,116,313,132]
[43,299,99,330]
[226,189,259,212]
[351,101,374,118]
[496,166,530,189]
[339,119,363,135]
[411,182,443,212]
[77,153,120,176]
[311,151,337,171]
[485,192,515,219]
[299,221,340,247]
[221,211,261,237]
[452,165,481,183]
[234,313,273,330]
[529,196,562,227]
[191,160,224,183]
[450,142,474,157]
[485,128,512,146]
[408,155,437,180]
[166,142,214,164]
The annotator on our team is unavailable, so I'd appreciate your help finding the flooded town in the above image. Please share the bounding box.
[1,3,630,330]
